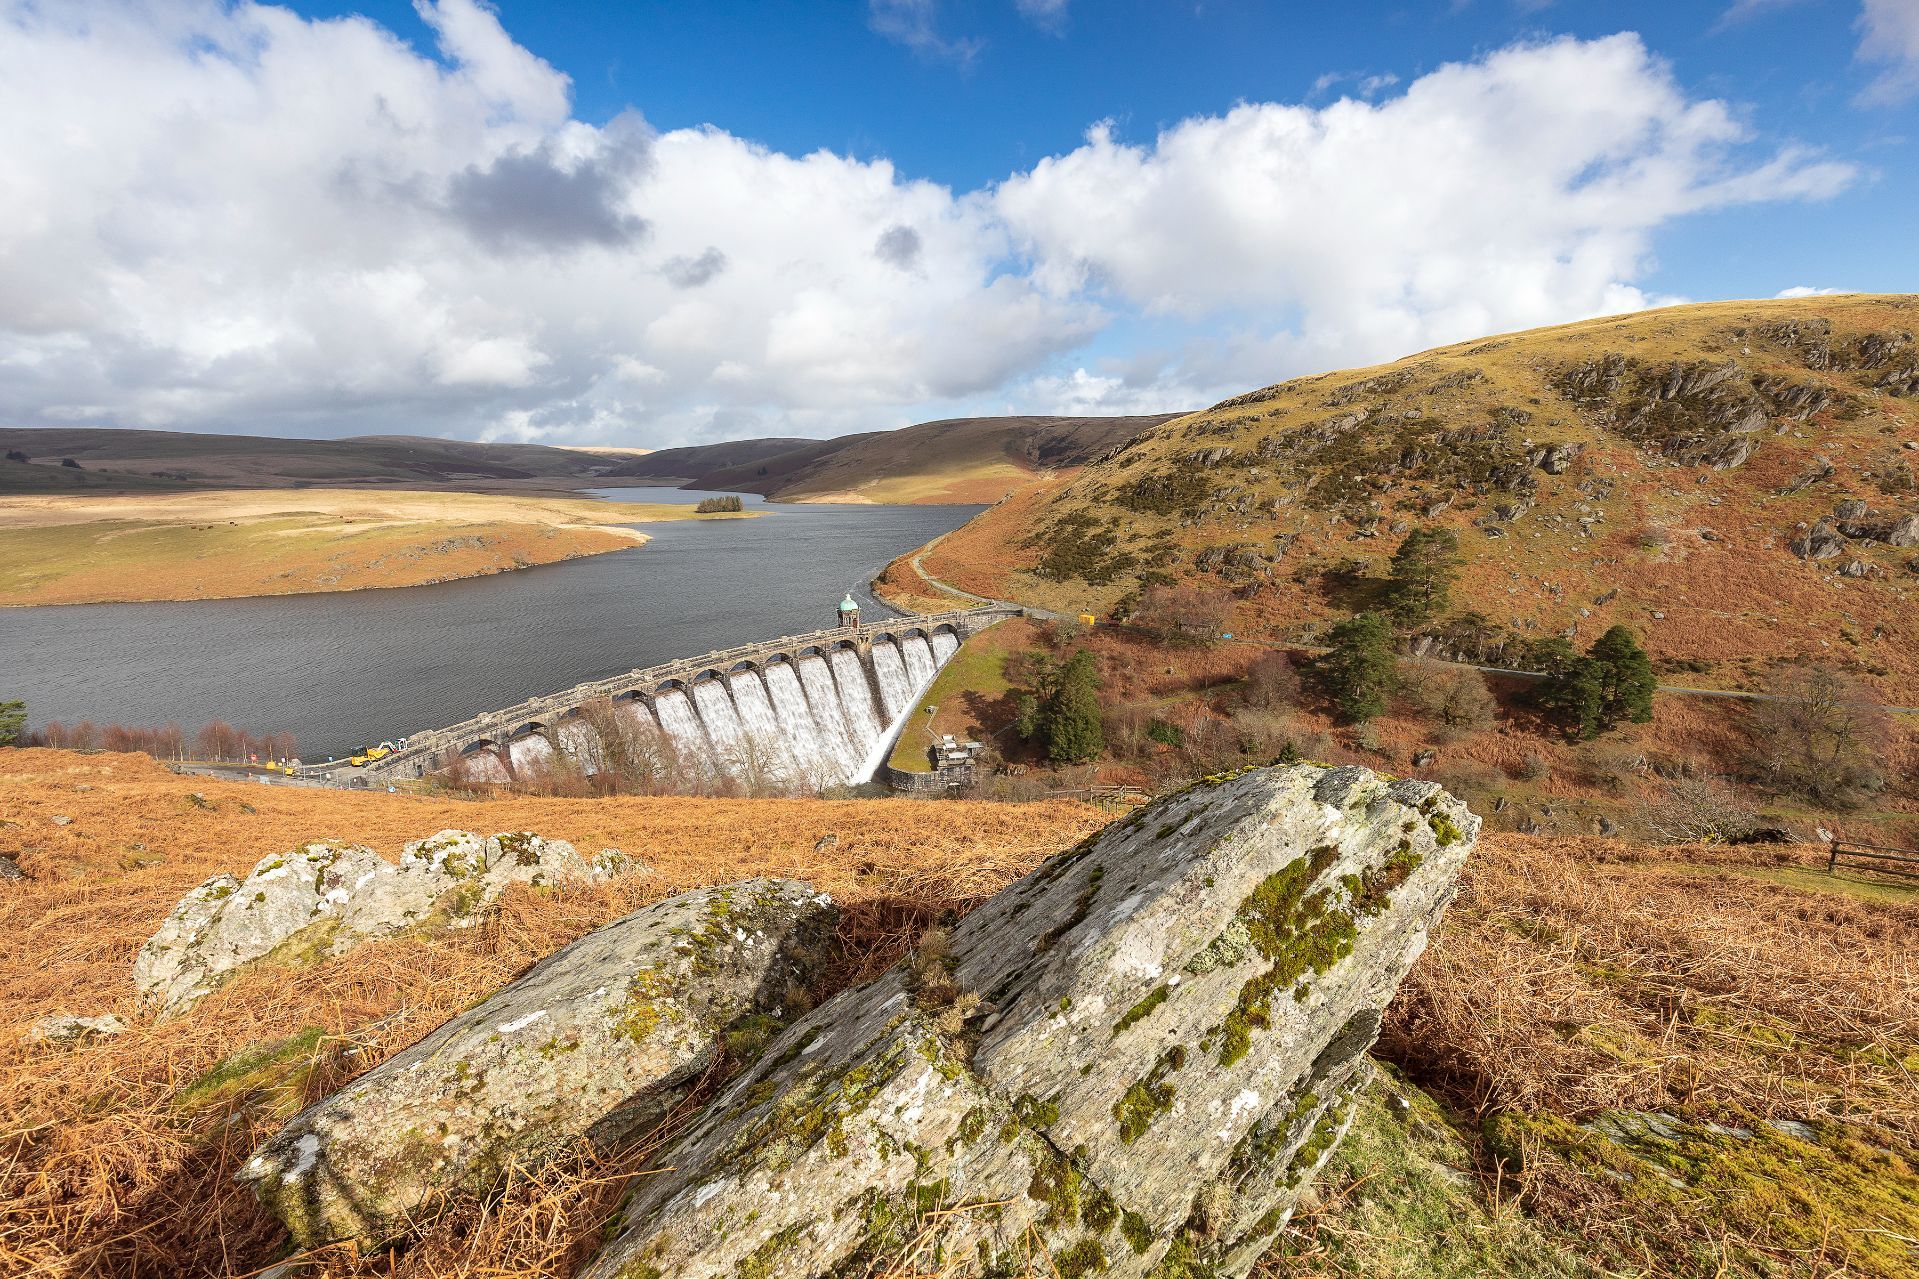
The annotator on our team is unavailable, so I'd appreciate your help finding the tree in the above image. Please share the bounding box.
[1588,625,1657,729]
[1402,660,1498,729]
[1014,649,1106,764]
[1384,527,1461,627]
[1746,662,1889,807]
[1045,650,1105,764]
[0,700,24,747]
[1242,651,1300,710]
[1535,626,1655,739]
[1317,613,1397,724]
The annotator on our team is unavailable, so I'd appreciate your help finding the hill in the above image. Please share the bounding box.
[0,428,626,495]
[916,295,1919,699]
[4,749,1915,1278]
[605,414,1184,504]
[0,489,746,606]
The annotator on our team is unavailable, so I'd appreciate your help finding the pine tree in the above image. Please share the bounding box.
[0,699,23,747]
[1045,650,1105,764]
[1534,626,1656,739]
[1318,612,1397,723]
[1589,625,1657,729]
[1384,527,1462,627]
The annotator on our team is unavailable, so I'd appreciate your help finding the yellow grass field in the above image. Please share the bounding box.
[0,489,750,606]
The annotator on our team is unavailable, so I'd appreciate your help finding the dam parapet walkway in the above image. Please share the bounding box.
[298,606,1020,787]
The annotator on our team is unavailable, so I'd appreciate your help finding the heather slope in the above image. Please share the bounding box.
[922,295,1919,699]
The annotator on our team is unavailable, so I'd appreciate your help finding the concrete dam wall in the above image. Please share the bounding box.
[313,607,1016,793]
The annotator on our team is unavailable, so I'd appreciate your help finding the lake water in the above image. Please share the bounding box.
[0,487,979,758]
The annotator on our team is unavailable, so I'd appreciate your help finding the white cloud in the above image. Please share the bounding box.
[993,34,1854,392]
[0,10,1861,446]
[1857,0,1919,103]
[866,0,982,66]
[1776,285,1848,297]
[1015,0,1070,34]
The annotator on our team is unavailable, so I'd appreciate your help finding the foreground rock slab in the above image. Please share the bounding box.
[585,764,1477,1279]
[241,878,836,1249]
[134,831,617,1013]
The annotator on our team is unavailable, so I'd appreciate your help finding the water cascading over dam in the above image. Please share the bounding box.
[475,632,957,791]
[385,619,986,795]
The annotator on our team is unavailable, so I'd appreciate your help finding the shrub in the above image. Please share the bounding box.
[1316,612,1397,724]
[694,495,744,513]
[1639,778,1763,844]
[1242,651,1300,710]
[1401,660,1498,729]
[1744,662,1890,808]
[1128,583,1234,647]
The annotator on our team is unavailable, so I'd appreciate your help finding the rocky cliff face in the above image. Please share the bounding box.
[581,764,1474,1279]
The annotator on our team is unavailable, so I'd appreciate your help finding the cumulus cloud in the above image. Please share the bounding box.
[994,34,1854,389]
[0,9,1861,445]
[1776,285,1848,297]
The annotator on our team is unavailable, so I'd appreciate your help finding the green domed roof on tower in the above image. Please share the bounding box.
[838,594,860,613]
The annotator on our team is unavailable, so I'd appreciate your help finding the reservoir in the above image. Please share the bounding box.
[0,488,981,759]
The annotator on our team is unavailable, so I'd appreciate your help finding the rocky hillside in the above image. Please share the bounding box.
[610,413,1183,504]
[920,295,1919,699]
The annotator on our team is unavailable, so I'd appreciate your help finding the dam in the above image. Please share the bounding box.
[307,604,1019,793]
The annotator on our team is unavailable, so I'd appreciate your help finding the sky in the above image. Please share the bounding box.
[1,0,1915,448]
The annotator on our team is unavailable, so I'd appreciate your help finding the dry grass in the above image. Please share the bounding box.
[0,749,1108,1278]
[925,294,1919,701]
[0,489,749,606]
[7,748,1918,1277]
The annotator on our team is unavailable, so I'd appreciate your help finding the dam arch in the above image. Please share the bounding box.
[302,606,1019,793]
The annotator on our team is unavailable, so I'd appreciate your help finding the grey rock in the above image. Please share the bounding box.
[1765,1118,1816,1142]
[1529,442,1584,474]
[49,815,71,827]
[1840,558,1873,578]
[135,831,617,1014]
[1788,522,1846,560]
[29,1013,127,1046]
[584,764,1476,1279]
[242,879,836,1250]
[0,855,24,881]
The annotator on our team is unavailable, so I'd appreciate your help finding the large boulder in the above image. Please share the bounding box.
[134,831,610,1013]
[240,878,836,1250]
[584,764,1476,1279]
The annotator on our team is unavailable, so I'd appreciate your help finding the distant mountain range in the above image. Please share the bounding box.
[0,414,1183,504]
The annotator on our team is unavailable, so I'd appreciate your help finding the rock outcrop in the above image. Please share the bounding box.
[241,879,836,1250]
[135,831,617,1013]
[28,1013,126,1046]
[584,764,1475,1279]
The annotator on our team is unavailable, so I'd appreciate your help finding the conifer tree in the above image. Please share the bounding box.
[1318,612,1397,723]
[1384,527,1462,627]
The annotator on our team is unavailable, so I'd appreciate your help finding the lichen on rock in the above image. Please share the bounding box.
[238,878,837,1250]
[582,763,1476,1279]
[133,830,632,1014]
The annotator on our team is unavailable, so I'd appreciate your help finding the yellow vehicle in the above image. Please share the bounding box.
[349,754,368,767]
[1078,614,1098,627]
[365,745,392,761]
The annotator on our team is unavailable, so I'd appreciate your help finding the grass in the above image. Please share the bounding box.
[923,294,1919,703]
[1645,859,1919,905]
[0,747,1110,1278]
[0,489,751,606]
[885,620,1031,772]
[5,747,1918,1278]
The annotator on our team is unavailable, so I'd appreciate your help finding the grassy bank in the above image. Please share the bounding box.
[0,489,751,606]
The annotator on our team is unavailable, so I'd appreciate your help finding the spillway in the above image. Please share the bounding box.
[506,629,965,795]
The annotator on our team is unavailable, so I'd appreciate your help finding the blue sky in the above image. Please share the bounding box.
[0,0,1913,445]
